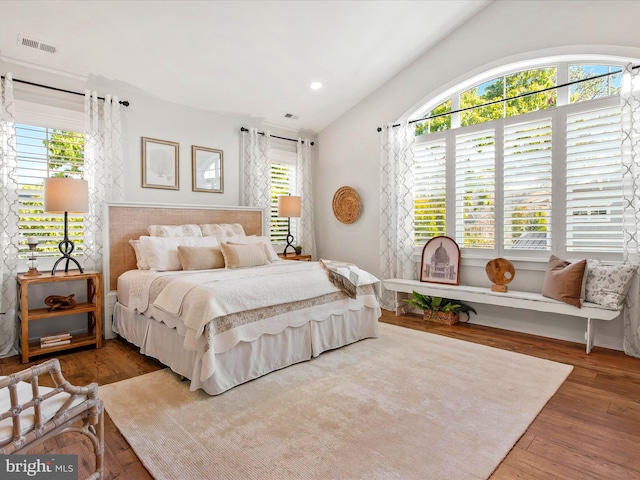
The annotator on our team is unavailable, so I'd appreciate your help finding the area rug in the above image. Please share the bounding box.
[99,323,572,480]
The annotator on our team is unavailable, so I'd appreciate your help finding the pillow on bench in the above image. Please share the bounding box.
[585,260,637,310]
[542,255,586,308]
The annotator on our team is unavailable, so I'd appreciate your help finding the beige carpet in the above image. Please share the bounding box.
[99,323,572,480]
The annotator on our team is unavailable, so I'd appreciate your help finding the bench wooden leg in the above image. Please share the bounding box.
[585,318,593,354]
[395,292,409,316]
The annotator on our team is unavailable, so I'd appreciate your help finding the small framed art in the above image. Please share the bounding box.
[141,137,179,190]
[420,235,461,285]
[192,146,224,193]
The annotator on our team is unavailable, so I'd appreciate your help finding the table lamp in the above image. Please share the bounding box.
[278,195,301,256]
[44,177,89,274]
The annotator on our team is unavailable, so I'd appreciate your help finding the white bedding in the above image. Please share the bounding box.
[116,261,381,389]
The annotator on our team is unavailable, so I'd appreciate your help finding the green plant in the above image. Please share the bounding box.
[403,291,477,325]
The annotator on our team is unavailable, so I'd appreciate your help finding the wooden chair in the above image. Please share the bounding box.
[0,358,104,480]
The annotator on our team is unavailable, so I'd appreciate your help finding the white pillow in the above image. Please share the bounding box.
[585,259,637,310]
[148,224,203,237]
[226,235,279,262]
[140,236,220,271]
[129,239,150,270]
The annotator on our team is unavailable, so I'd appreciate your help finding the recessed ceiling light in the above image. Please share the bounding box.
[310,82,323,90]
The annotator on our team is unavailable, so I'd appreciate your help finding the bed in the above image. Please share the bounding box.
[104,202,381,395]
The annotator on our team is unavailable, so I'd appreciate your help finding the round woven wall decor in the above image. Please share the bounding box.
[332,186,361,224]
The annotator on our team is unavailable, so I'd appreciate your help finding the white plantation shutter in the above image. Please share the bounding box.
[270,144,298,244]
[455,129,495,249]
[503,118,552,250]
[414,138,446,244]
[565,105,623,252]
[16,124,85,258]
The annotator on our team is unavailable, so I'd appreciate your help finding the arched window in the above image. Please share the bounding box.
[411,59,625,261]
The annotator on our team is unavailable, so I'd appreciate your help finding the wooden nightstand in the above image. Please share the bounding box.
[16,271,102,364]
[278,253,312,261]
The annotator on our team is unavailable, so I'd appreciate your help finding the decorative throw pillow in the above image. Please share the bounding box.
[220,243,270,269]
[177,246,225,270]
[140,236,220,271]
[226,235,280,262]
[585,259,637,310]
[148,224,203,237]
[541,255,587,308]
[129,239,150,270]
[200,223,246,238]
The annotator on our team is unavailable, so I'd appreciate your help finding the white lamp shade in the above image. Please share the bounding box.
[44,177,89,213]
[278,195,301,218]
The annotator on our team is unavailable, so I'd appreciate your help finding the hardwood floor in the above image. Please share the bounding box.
[2,310,640,479]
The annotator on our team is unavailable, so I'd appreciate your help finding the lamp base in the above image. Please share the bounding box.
[51,254,84,275]
[282,220,296,257]
[51,236,84,275]
[282,244,296,256]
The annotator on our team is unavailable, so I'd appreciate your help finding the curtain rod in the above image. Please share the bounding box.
[377,65,639,132]
[1,75,130,107]
[240,126,314,146]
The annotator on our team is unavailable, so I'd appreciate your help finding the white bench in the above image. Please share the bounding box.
[383,278,621,354]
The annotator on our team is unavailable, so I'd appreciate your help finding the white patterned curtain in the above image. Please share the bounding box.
[620,64,640,358]
[0,73,19,357]
[379,121,416,310]
[242,128,272,235]
[83,91,124,272]
[296,138,316,260]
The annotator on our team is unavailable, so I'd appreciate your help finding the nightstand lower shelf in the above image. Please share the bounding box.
[28,332,99,358]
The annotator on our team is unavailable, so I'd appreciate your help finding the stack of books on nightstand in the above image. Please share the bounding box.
[40,332,72,348]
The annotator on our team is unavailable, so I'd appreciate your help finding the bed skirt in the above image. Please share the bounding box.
[113,302,380,395]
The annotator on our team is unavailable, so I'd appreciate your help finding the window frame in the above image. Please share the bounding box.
[14,100,85,271]
[411,60,625,263]
[269,141,299,246]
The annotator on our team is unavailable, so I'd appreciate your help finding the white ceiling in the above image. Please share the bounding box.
[1,0,490,134]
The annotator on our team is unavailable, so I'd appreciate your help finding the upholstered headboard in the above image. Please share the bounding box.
[104,202,264,291]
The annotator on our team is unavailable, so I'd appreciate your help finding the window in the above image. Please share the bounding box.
[569,65,622,103]
[455,128,495,249]
[503,118,552,250]
[458,67,556,127]
[16,123,85,258]
[412,60,625,259]
[565,105,622,252]
[270,143,298,244]
[414,139,446,244]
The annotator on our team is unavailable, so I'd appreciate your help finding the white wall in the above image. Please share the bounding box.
[0,58,310,210]
[315,0,640,350]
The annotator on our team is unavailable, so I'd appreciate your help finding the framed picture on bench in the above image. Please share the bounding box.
[420,236,461,285]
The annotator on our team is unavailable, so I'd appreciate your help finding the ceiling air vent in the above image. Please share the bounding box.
[18,35,57,54]
[283,113,300,120]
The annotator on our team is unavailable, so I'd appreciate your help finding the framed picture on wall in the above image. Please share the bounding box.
[420,235,461,285]
[192,146,224,193]
[141,137,179,190]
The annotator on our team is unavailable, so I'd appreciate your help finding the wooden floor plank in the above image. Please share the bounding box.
[1,310,639,479]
